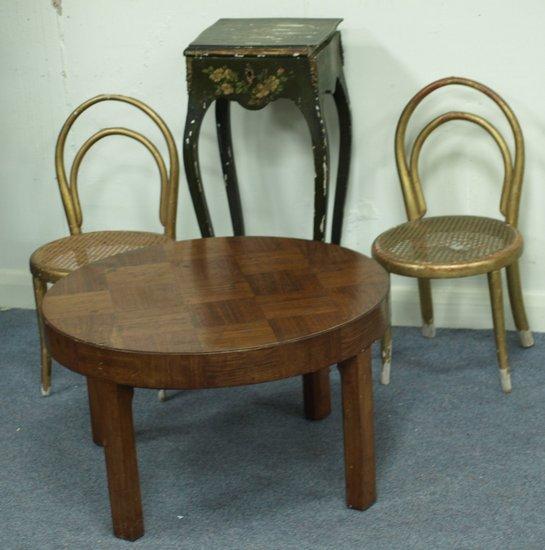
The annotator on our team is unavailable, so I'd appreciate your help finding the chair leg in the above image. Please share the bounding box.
[417,278,435,338]
[506,261,534,348]
[380,327,392,385]
[32,275,52,396]
[157,390,167,402]
[380,285,392,385]
[487,270,511,393]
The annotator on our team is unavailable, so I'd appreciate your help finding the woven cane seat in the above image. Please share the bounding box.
[372,215,522,278]
[30,231,172,282]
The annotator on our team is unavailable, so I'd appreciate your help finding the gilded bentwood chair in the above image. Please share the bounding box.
[372,77,533,394]
[29,95,179,398]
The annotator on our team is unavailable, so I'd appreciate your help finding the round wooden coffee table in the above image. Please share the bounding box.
[43,236,389,541]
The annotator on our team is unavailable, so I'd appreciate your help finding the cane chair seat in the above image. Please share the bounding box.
[30,230,171,283]
[29,94,180,397]
[372,215,522,279]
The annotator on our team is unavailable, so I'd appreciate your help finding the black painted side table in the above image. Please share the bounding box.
[183,18,352,244]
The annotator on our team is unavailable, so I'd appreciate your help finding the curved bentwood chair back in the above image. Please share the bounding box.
[56,94,179,238]
[372,77,533,393]
[396,77,523,226]
[30,95,179,396]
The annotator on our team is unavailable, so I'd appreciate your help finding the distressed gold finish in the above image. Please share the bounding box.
[488,270,511,392]
[29,95,179,396]
[30,231,171,283]
[32,276,51,396]
[372,77,533,393]
[374,215,523,279]
[380,281,392,385]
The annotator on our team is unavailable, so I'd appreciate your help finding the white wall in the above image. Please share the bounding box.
[2,0,545,330]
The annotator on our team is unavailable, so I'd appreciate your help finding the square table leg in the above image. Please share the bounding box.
[86,377,104,446]
[303,367,332,420]
[94,379,144,541]
[338,348,377,510]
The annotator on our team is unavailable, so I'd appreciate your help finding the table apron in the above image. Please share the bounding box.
[44,304,387,389]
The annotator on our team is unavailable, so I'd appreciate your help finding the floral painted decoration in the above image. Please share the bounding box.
[203,65,290,105]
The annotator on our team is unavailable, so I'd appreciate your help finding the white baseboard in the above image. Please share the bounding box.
[391,283,545,332]
[0,269,34,309]
[1,268,544,332]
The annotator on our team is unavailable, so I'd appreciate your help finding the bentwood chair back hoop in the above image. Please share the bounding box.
[55,94,179,241]
[396,77,524,227]
[372,76,533,394]
[29,95,179,396]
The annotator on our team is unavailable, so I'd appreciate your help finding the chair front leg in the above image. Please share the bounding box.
[487,270,511,393]
[380,282,392,385]
[506,261,534,348]
[417,278,435,338]
[32,275,52,396]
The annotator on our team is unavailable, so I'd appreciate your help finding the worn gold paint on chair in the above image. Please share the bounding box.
[372,77,533,393]
[29,95,179,396]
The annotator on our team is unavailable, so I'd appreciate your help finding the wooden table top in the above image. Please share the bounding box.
[185,18,342,57]
[43,237,388,389]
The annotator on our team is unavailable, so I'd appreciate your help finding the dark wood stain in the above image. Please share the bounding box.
[183,18,352,245]
[42,236,388,541]
[44,237,388,389]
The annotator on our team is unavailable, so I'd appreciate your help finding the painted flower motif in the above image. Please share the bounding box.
[220,82,234,95]
[209,68,226,82]
[203,65,290,105]
[253,83,270,99]
[265,75,280,92]
[209,67,236,83]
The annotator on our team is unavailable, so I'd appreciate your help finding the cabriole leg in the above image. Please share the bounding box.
[216,98,244,236]
[183,97,214,238]
[32,275,52,396]
[506,261,534,348]
[487,270,511,393]
[331,73,352,245]
[298,93,330,242]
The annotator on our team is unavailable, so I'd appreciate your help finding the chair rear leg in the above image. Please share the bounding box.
[418,278,435,338]
[487,270,511,393]
[32,276,52,396]
[506,261,534,348]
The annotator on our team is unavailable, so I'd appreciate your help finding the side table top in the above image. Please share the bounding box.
[43,237,388,388]
[185,18,343,57]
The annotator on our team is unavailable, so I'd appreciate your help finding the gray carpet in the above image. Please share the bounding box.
[1,308,544,549]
